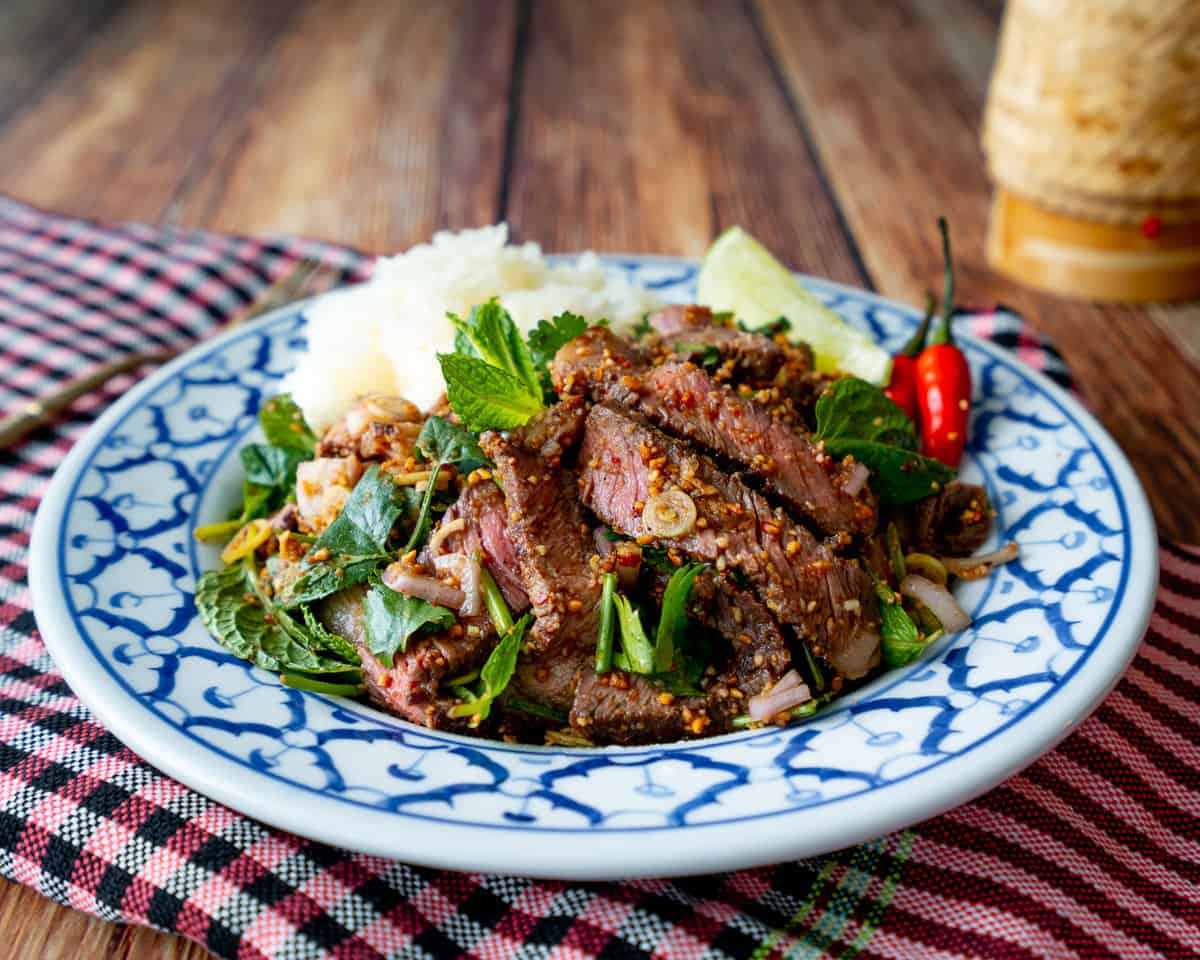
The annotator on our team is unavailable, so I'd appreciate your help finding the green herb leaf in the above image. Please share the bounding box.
[437,353,545,432]
[613,594,655,675]
[195,564,359,676]
[363,581,457,665]
[279,464,408,606]
[654,562,704,673]
[504,696,567,724]
[240,443,308,492]
[259,394,317,453]
[240,481,276,522]
[415,416,488,473]
[869,571,925,667]
[673,342,722,371]
[456,299,541,398]
[630,313,654,339]
[311,463,406,558]
[823,440,954,505]
[527,311,590,398]
[813,378,954,504]
[737,315,791,337]
[814,377,917,450]
[449,613,531,720]
[299,604,359,662]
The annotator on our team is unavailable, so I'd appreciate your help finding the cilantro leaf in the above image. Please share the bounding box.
[527,311,590,399]
[437,353,545,431]
[259,394,317,453]
[813,378,953,504]
[363,581,457,665]
[672,341,722,371]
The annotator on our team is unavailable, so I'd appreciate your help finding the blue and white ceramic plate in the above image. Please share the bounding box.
[30,257,1157,880]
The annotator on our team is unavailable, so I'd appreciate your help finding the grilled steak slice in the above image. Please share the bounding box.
[553,327,877,537]
[648,304,792,382]
[481,401,602,654]
[700,578,793,697]
[320,586,490,732]
[911,482,992,557]
[579,404,879,677]
[570,669,724,744]
[425,480,528,612]
[510,643,590,714]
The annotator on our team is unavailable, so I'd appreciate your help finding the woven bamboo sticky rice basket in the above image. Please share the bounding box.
[982,0,1200,301]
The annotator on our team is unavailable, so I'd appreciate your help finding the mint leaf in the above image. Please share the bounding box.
[259,394,317,453]
[240,444,307,490]
[437,353,544,431]
[814,378,917,450]
[455,299,541,398]
[613,594,655,675]
[313,463,407,557]
[363,581,457,665]
[870,575,925,668]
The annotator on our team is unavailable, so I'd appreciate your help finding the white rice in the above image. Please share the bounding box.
[285,224,662,430]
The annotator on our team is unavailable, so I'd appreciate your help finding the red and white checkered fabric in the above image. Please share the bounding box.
[0,196,1196,959]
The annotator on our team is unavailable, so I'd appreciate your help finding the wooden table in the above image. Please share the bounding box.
[2,0,1197,955]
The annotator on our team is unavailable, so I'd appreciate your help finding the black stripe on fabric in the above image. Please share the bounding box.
[1122,660,1200,741]
[1143,626,1200,671]
[0,810,25,850]
[205,917,242,958]
[189,834,244,874]
[145,887,185,931]
[708,924,762,960]
[134,807,188,847]
[411,923,471,960]
[455,884,510,933]
[38,834,81,885]
[5,610,38,638]
[1022,763,1200,886]
[295,909,360,954]
[94,862,137,913]
[80,781,135,821]
[594,931,648,960]
[241,868,295,910]
[350,872,407,917]
[1162,541,1200,565]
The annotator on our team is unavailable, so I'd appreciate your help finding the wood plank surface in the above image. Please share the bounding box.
[0,0,1197,956]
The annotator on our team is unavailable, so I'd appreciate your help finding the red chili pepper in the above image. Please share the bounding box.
[916,218,971,468]
[883,293,934,420]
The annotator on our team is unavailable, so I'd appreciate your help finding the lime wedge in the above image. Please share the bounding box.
[697,226,892,384]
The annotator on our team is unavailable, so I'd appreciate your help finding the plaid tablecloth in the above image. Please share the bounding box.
[1,196,1197,960]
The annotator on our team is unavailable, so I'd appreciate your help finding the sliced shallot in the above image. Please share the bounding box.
[900,574,970,633]
[941,541,1019,580]
[433,552,482,615]
[843,460,871,497]
[382,564,466,611]
[747,680,812,721]
[427,517,467,556]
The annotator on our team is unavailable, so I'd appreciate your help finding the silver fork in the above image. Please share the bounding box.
[0,257,323,450]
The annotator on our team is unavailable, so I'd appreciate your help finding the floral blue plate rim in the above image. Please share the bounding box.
[30,256,1157,879]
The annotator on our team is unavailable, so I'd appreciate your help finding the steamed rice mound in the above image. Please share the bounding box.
[285,224,662,429]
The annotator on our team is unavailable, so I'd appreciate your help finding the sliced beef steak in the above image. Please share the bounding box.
[698,577,793,697]
[648,304,792,382]
[570,669,726,744]
[553,327,877,538]
[425,480,528,612]
[579,404,879,678]
[911,482,993,557]
[481,401,601,654]
[320,586,490,732]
